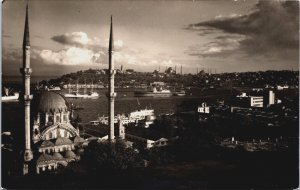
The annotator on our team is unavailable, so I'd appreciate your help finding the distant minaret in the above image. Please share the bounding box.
[20,3,33,175]
[107,16,116,142]
[175,65,177,74]
[180,65,182,75]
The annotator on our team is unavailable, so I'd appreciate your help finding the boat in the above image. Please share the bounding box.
[129,108,155,120]
[64,80,99,99]
[173,90,186,96]
[1,87,19,102]
[90,107,156,127]
[48,85,61,91]
[134,86,173,97]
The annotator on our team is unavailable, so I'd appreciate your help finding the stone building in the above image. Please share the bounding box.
[32,91,85,174]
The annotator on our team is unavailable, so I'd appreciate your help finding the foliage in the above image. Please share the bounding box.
[81,140,144,172]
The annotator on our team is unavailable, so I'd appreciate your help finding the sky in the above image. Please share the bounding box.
[2,0,299,76]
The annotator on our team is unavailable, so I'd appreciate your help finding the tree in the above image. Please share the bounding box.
[81,140,144,172]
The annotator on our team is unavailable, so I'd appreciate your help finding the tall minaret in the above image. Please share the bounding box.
[20,3,33,174]
[107,16,116,142]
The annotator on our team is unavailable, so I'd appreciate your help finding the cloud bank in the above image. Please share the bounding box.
[187,1,299,58]
[37,32,124,65]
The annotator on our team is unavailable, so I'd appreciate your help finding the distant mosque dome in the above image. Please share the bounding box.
[37,91,69,113]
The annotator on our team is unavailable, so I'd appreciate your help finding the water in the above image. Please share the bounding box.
[66,90,202,123]
[2,88,232,127]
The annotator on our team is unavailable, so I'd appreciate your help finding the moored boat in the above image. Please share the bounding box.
[1,87,19,102]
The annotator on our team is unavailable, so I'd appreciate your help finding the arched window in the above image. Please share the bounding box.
[56,115,60,123]
[48,114,54,125]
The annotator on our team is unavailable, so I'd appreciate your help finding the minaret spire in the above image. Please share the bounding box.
[107,15,116,142]
[20,2,33,175]
[108,15,114,53]
[23,3,30,48]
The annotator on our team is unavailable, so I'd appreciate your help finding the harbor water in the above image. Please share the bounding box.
[2,88,232,127]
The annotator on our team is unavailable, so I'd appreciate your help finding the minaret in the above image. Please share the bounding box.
[180,65,182,75]
[107,16,116,142]
[20,3,33,174]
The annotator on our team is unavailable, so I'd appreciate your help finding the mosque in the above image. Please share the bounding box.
[20,4,117,175]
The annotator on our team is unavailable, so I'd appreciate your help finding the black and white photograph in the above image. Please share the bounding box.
[1,0,299,189]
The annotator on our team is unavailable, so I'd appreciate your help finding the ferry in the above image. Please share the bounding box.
[90,108,156,127]
[1,87,19,102]
[134,87,173,97]
[129,108,155,120]
[64,81,99,99]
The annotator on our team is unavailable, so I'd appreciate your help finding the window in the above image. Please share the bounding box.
[48,115,54,124]
[63,114,67,122]
[56,115,60,123]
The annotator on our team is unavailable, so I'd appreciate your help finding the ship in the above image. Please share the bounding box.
[134,86,173,97]
[64,81,99,99]
[1,87,19,102]
[90,108,155,128]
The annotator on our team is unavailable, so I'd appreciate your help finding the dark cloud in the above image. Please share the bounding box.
[51,32,91,47]
[189,1,299,59]
[190,1,299,52]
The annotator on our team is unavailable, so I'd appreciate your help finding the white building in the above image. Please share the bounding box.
[250,96,264,108]
[198,102,210,114]
[268,90,275,105]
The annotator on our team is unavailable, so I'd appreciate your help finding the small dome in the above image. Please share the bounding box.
[53,152,64,160]
[37,153,54,163]
[73,136,85,145]
[54,137,73,146]
[64,150,76,158]
[40,140,54,148]
[37,91,68,113]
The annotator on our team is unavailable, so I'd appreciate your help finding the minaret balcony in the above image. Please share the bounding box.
[24,95,33,101]
[106,92,117,98]
[20,68,32,75]
[108,70,116,75]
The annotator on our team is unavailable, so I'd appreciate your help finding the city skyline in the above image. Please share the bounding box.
[3,0,299,77]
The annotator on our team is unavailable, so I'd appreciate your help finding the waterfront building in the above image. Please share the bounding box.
[234,92,264,108]
[267,90,275,105]
[198,102,210,114]
[250,96,264,108]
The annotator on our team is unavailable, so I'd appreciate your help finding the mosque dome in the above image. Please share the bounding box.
[64,150,76,158]
[37,153,54,163]
[54,137,73,146]
[37,91,68,113]
[53,152,64,160]
[40,140,54,148]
